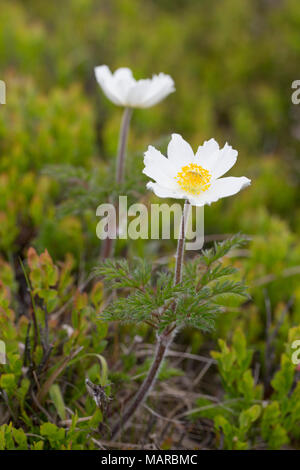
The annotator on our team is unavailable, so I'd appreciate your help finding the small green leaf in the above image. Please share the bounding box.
[12,428,28,450]
[49,384,66,421]
[239,404,261,431]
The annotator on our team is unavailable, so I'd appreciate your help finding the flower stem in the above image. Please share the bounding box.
[174,200,190,285]
[101,107,132,259]
[111,200,190,439]
[115,107,133,185]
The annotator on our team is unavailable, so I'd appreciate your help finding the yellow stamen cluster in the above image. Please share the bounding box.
[175,163,211,195]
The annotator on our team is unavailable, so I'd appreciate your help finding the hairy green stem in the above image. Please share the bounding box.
[111,200,190,439]
[102,107,133,259]
[116,107,133,185]
[174,200,190,285]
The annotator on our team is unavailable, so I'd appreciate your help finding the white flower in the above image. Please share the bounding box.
[94,65,175,108]
[143,134,251,206]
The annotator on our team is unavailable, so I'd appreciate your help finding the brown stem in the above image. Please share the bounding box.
[111,330,171,439]
[111,200,190,438]
[101,235,115,260]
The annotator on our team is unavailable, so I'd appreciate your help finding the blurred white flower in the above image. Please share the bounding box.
[94,65,175,108]
[143,134,251,206]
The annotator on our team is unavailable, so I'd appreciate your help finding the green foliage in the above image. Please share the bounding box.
[0,249,108,450]
[0,0,298,258]
[199,234,250,269]
[96,236,248,333]
[0,0,299,451]
[211,329,261,402]
[0,74,96,256]
[191,328,300,450]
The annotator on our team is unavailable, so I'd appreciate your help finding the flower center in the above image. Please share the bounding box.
[175,163,211,195]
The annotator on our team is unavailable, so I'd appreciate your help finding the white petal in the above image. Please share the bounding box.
[94,65,124,106]
[113,67,135,82]
[147,182,185,199]
[126,79,152,107]
[188,176,251,206]
[211,143,238,179]
[112,67,136,103]
[140,74,175,108]
[195,138,220,171]
[95,68,174,108]
[195,140,238,178]
[167,134,195,168]
[143,146,178,189]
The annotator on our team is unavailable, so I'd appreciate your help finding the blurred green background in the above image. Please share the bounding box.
[0,0,300,450]
[0,0,299,259]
